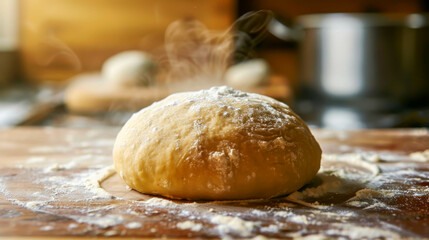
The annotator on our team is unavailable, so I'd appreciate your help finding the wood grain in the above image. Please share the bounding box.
[0,127,428,239]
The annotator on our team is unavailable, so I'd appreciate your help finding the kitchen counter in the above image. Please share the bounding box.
[0,127,428,239]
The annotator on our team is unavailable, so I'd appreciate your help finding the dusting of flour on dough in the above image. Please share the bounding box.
[116,86,321,200]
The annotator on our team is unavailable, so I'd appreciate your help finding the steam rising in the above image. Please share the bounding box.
[232,10,273,63]
[163,19,232,89]
[36,30,82,71]
[163,10,273,90]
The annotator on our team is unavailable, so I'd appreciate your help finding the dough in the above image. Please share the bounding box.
[102,51,157,87]
[113,86,321,200]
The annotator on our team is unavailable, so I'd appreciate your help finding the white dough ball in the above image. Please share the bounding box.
[113,86,321,200]
[225,59,270,89]
[102,51,157,87]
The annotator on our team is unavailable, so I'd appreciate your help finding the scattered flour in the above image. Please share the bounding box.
[252,235,270,240]
[273,211,308,224]
[322,153,380,178]
[40,225,54,231]
[346,188,396,209]
[325,224,400,239]
[274,211,292,217]
[348,188,393,202]
[300,175,342,198]
[44,162,77,173]
[72,214,124,228]
[83,165,116,199]
[293,234,332,240]
[104,230,118,236]
[0,130,425,239]
[409,149,429,162]
[23,200,46,209]
[250,209,266,217]
[211,215,258,237]
[68,223,78,230]
[125,222,142,229]
[346,201,369,207]
[143,197,177,208]
[363,202,388,210]
[288,215,309,224]
[176,221,203,232]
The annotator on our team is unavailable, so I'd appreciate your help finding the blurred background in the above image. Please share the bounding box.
[0,0,428,129]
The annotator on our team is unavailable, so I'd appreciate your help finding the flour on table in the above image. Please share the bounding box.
[274,211,292,217]
[143,197,178,208]
[348,188,394,201]
[0,127,427,239]
[252,235,270,240]
[68,223,78,230]
[83,165,116,199]
[211,215,259,237]
[300,174,342,198]
[40,225,54,231]
[325,224,400,239]
[176,220,203,232]
[249,209,267,217]
[104,230,118,236]
[125,222,142,229]
[72,214,124,228]
[409,149,429,162]
[44,162,77,173]
[347,200,369,207]
[260,224,279,233]
[346,188,396,209]
[322,153,380,178]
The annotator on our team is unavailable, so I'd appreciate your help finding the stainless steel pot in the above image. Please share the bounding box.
[270,13,429,111]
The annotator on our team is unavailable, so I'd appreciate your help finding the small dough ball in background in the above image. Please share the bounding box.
[224,59,270,89]
[102,51,157,87]
[113,86,321,200]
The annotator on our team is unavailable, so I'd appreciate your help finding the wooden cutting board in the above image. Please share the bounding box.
[64,73,292,113]
[0,127,429,239]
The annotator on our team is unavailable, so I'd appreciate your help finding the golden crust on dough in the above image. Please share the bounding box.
[113,86,321,200]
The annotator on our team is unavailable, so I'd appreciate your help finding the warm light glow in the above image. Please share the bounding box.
[0,0,18,50]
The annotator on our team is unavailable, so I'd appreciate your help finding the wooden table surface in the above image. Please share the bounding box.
[0,127,428,239]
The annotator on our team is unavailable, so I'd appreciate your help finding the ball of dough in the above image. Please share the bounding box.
[113,86,321,200]
[225,59,269,89]
[102,51,157,87]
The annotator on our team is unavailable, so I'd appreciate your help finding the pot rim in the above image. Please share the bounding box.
[295,12,429,28]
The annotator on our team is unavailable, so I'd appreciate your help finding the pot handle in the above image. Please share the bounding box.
[268,15,299,41]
